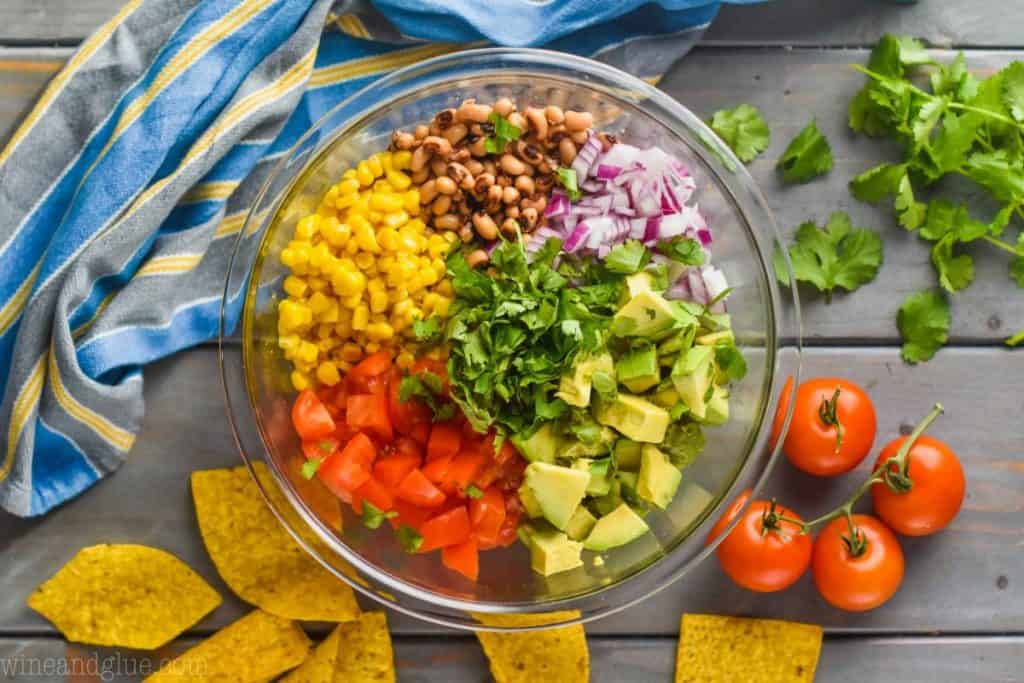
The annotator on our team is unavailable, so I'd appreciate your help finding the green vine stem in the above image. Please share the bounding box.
[778,403,945,535]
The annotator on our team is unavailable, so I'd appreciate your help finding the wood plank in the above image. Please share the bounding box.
[2,47,1021,343]
[0,347,1019,636]
[4,0,1024,48]
[704,0,1024,49]
[0,635,1022,682]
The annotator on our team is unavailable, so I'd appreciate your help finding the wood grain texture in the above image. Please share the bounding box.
[5,0,1024,47]
[0,636,1021,682]
[2,47,1021,343]
[0,348,1018,637]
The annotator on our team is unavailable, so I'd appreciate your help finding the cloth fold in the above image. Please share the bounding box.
[0,0,756,517]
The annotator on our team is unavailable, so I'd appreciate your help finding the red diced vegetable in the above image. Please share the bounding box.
[409,421,431,446]
[409,357,449,394]
[442,539,479,581]
[339,432,377,469]
[443,451,485,494]
[388,367,430,434]
[396,468,446,508]
[302,437,340,461]
[419,506,472,553]
[389,499,434,531]
[421,453,455,485]
[291,390,336,440]
[318,452,370,497]
[347,393,393,442]
[427,421,461,462]
[469,486,505,546]
[354,476,394,513]
[373,450,421,490]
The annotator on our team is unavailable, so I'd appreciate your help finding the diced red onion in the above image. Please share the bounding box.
[571,135,604,181]
[596,164,622,180]
[686,269,708,304]
[564,222,590,253]
[545,191,570,218]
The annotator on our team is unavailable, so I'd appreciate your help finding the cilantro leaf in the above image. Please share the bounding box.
[464,485,484,500]
[777,119,833,183]
[301,458,321,480]
[605,240,650,274]
[485,112,522,154]
[656,236,705,266]
[714,345,747,382]
[964,151,1024,204]
[1001,61,1024,122]
[709,104,770,163]
[396,525,423,553]
[362,501,396,530]
[660,422,705,468]
[931,236,975,292]
[895,174,926,230]
[850,163,907,203]
[399,372,456,422]
[897,289,950,363]
[896,36,935,67]
[412,317,443,345]
[556,167,582,201]
[774,212,884,302]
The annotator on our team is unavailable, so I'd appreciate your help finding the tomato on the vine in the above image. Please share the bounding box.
[811,514,904,612]
[871,435,965,536]
[705,489,751,546]
[716,500,812,592]
[782,377,877,477]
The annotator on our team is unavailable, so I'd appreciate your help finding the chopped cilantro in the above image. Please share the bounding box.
[605,240,650,274]
[714,345,747,382]
[301,458,321,480]
[362,501,396,530]
[709,104,770,163]
[464,485,484,500]
[412,317,443,345]
[777,119,833,183]
[399,372,456,422]
[555,167,582,201]
[396,525,423,553]
[485,112,522,154]
[656,236,705,266]
[897,289,950,364]
[774,212,883,303]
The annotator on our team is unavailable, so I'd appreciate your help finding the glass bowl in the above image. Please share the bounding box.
[220,48,801,631]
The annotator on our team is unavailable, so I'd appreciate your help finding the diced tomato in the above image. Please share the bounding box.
[353,476,394,514]
[410,357,449,394]
[419,506,472,553]
[494,505,521,547]
[388,368,430,434]
[469,486,506,545]
[396,468,446,508]
[442,539,479,581]
[339,432,377,469]
[495,439,518,465]
[497,454,527,492]
[389,499,434,531]
[421,453,455,485]
[393,436,423,460]
[347,393,393,442]
[318,452,370,498]
[409,421,431,446]
[302,437,340,461]
[427,421,461,462]
[443,451,486,494]
[373,449,422,489]
[291,390,336,440]
[473,462,501,490]
[461,418,483,441]
[353,350,393,378]
[347,351,392,395]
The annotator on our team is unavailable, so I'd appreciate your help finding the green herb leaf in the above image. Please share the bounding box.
[656,236,705,266]
[896,36,935,67]
[485,112,522,154]
[396,525,423,553]
[399,372,456,422]
[412,317,443,345]
[464,485,484,500]
[897,289,950,363]
[777,119,833,183]
[709,104,770,163]
[715,345,748,382]
[660,422,705,468]
[774,212,884,302]
[605,240,650,274]
[362,501,397,530]
[556,167,582,201]
[850,163,906,203]
[301,458,321,480]
[1011,235,1024,287]
[1000,61,1024,122]
[931,236,975,292]
[894,174,926,231]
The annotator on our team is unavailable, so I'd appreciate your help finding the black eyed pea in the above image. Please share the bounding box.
[472,212,499,240]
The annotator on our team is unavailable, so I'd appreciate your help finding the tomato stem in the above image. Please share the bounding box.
[789,403,945,535]
[818,387,844,454]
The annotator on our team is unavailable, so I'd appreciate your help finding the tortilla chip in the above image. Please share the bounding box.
[281,624,343,682]
[145,609,310,682]
[332,612,395,683]
[474,611,589,683]
[27,544,220,650]
[675,614,822,683]
[191,464,360,622]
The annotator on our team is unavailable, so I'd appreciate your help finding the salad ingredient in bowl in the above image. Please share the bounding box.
[273,98,746,581]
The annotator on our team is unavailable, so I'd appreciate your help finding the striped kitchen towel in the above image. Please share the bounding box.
[0,0,761,517]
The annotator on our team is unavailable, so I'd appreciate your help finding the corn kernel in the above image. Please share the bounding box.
[365,155,384,178]
[392,150,412,170]
[291,370,311,391]
[283,276,308,298]
[366,322,395,342]
[383,211,410,230]
[316,361,341,386]
[389,288,409,305]
[402,190,420,215]
[386,169,411,191]
[295,214,318,241]
[342,293,363,309]
[307,276,328,293]
[321,218,351,248]
[278,334,300,353]
[319,301,340,323]
[342,168,358,181]
[354,251,375,271]
[336,193,358,210]
[443,231,459,243]
[352,304,370,331]
[297,340,319,364]
[364,341,382,354]
[368,192,402,213]
[370,289,389,314]
[356,161,375,187]
[341,343,363,362]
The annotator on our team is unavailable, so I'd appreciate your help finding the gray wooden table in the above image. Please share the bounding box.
[1,2,1022,681]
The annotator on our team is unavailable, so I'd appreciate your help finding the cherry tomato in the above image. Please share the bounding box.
[871,435,965,536]
[705,489,752,546]
[782,377,877,477]
[812,514,904,611]
[770,376,795,451]
[715,500,812,592]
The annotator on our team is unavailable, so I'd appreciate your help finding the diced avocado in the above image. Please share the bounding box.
[557,352,615,408]
[702,312,732,332]
[595,394,670,443]
[583,503,650,551]
[616,346,661,393]
[650,385,681,409]
[702,385,730,426]
[624,271,656,299]
[590,479,622,517]
[612,439,643,471]
[670,346,714,420]
[511,422,560,464]
[611,290,678,339]
[572,457,612,496]
[529,527,584,576]
[562,426,617,459]
[615,470,650,513]
[516,523,534,547]
[696,330,735,346]
[565,506,598,541]
[517,483,544,519]
[637,445,682,510]
[524,462,590,531]
[658,326,696,356]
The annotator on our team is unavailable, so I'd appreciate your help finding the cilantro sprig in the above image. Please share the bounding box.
[485,112,522,155]
[555,167,582,201]
[774,212,884,302]
[709,104,770,163]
